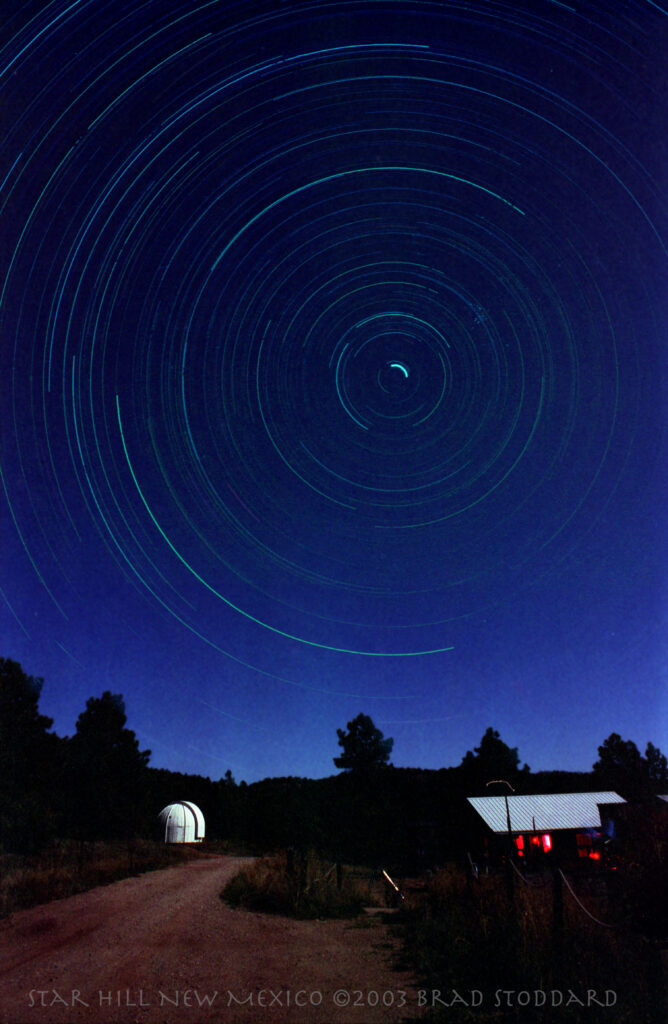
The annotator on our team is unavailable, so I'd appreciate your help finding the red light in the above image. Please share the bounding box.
[530,835,540,845]
[542,833,552,852]
[515,835,524,850]
[589,850,601,860]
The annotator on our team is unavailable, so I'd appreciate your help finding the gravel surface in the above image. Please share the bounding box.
[0,855,424,1024]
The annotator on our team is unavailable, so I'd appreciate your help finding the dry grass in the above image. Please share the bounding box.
[222,850,371,918]
[399,863,663,1022]
[0,839,201,917]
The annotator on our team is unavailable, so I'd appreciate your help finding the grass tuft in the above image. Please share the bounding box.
[222,851,368,919]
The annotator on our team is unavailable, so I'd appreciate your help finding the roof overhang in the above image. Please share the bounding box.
[467,792,625,833]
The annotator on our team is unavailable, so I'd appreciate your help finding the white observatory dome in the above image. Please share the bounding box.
[158,801,205,843]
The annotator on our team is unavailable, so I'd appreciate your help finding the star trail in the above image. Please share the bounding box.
[1,1,666,781]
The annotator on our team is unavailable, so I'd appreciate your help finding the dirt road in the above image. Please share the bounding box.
[0,856,424,1024]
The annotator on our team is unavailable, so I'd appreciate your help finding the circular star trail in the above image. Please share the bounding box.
[1,1,665,673]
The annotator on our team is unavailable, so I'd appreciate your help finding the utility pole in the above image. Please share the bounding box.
[486,779,516,906]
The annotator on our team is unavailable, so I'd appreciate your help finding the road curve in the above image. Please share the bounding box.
[0,855,423,1023]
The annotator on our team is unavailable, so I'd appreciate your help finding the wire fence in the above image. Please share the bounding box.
[302,861,336,893]
[466,844,623,928]
[510,857,551,888]
[503,854,619,930]
[558,868,617,929]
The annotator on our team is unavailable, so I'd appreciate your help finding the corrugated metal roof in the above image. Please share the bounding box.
[467,792,625,833]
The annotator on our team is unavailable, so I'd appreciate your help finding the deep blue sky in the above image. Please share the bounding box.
[1,0,666,784]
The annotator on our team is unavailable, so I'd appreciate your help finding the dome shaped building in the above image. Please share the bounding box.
[158,801,205,843]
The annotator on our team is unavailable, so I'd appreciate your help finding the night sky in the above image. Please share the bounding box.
[1,0,666,784]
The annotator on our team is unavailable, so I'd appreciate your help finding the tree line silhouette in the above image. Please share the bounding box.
[2,657,666,868]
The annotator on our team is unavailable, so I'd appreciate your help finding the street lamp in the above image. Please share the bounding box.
[486,778,515,833]
[486,779,516,903]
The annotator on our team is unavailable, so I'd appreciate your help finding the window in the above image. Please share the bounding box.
[576,833,592,858]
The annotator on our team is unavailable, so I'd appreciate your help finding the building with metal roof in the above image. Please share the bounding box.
[466,792,626,868]
[158,801,205,843]
[467,792,625,834]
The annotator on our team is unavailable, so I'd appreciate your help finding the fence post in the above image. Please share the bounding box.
[505,850,515,906]
[299,850,307,897]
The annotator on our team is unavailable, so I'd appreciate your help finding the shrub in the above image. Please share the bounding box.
[222,851,367,919]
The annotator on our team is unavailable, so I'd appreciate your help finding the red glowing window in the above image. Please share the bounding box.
[576,833,592,858]
[542,833,552,852]
[530,835,540,846]
[515,835,524,850]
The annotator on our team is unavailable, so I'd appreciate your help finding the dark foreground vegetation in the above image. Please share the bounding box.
[398,856,666,1024]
